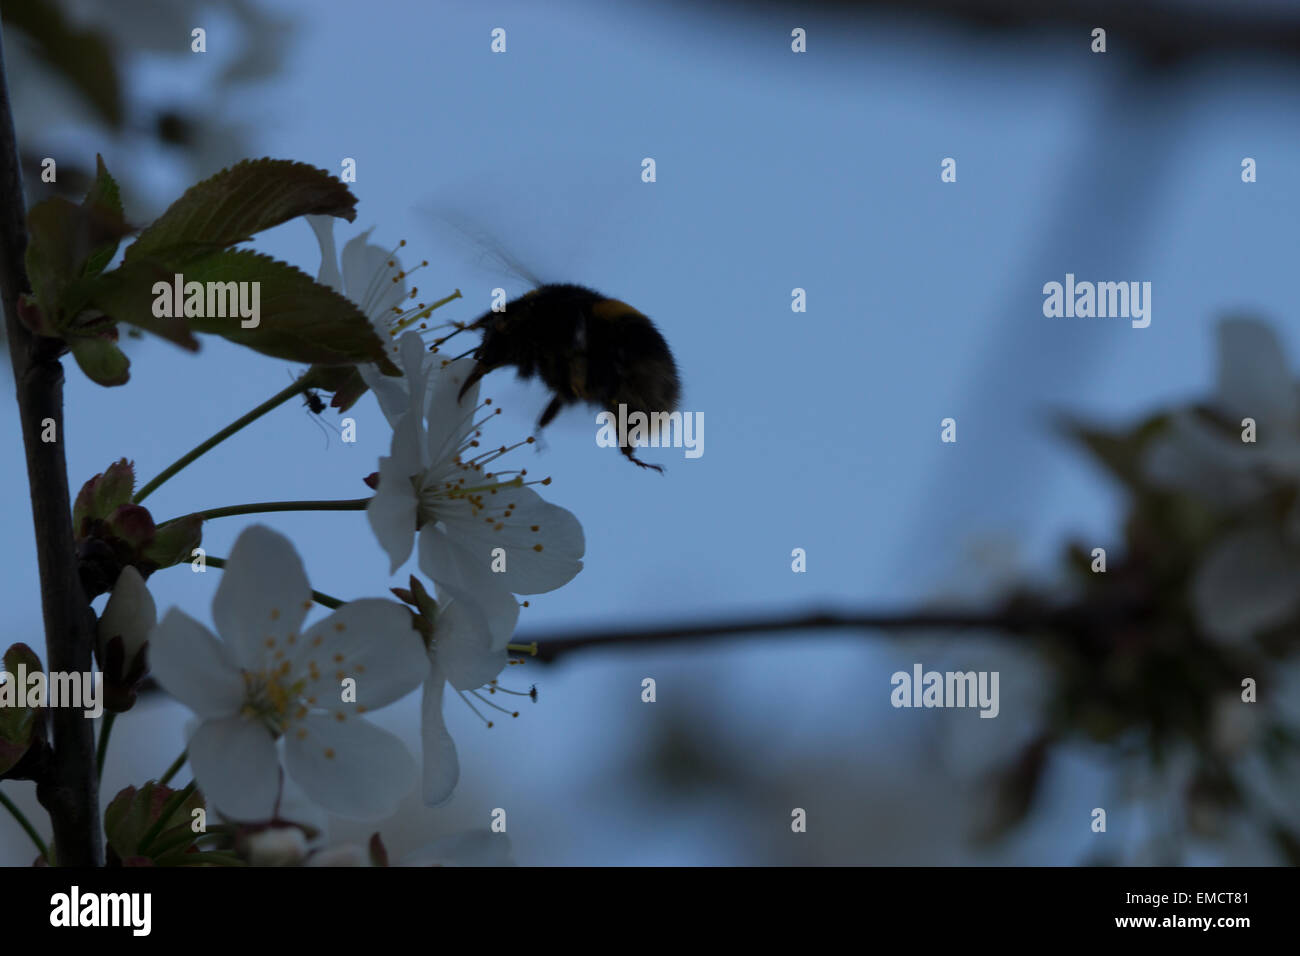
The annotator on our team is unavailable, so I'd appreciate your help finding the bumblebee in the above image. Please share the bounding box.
[453,283,680,472]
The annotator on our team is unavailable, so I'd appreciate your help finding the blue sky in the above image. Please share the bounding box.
[3,0,1298,864]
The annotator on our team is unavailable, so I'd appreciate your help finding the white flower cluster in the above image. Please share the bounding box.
[143,221,586,827]
[1143,318,1300,643]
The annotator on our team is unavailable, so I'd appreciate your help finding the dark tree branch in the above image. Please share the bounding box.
[701,0,1300,64]
[134,600,1057,701]
[524,603,1053,663]
[0,22,102,865]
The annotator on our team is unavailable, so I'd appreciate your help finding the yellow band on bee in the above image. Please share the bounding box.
[590,298,644,321]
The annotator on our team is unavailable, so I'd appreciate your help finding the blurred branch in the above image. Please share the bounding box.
[136,598,1067,698]
[526,600,1063,663]
[711,0,1300,63]
[0,0,122,128]
[0,22,102,865]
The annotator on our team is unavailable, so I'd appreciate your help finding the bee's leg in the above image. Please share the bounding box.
[528,395,566,453]
[457,362,490,402]
[537,395,565,429]
[621,444,665,473]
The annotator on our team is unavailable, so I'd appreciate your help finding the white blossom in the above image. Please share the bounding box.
[149,525,427,821]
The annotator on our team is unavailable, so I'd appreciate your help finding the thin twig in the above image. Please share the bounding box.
[205,555,344,609]
[95,712,116,782]
[706,0,1300,62]
[133,377,309,504]
[0,789,49,861]
[173,497,371,524]
[158,750,187,787]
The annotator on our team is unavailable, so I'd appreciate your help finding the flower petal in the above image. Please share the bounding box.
[212,525,312,668]
[244,826,309,866]
[435,484,585,595]
[1216,318,1297,431]
[436,584,520,652]
[307,215,343,294]
[341,227,407,319]
[360,332,432,433]
[425,358,480,468]
[368,453,420,574]
[1194,527,1300,644]
[1142,411,1264,506]
[273,775,330,841]
[293,598,427,710]
[148,608,244,718]
[420,668,459,806]
[188,716,281,821]
[306,844,369,866]
[284,714,415,819]
[396,331,430,420]
[418,522,509,608]
[360,362,412,429]
[434,596,511,690]
[98,565,157,662]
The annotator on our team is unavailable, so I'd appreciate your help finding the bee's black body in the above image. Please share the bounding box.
[458,283,680,471]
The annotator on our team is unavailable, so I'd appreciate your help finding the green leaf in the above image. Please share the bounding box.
[25,195,133,328]
[1057,413,1171,492]
[142,516,203,571]
[68,332,130,386]
[0,644,43,776]
[104,782,206,866]
[73,459,136,533]
[125,158,358,266]
[78,258,201,351]
[81,155,127,278]
[172,249,398,370]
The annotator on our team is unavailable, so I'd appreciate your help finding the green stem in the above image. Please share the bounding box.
[96,711,116,782]
[158,750,187,787]
[138,780,195,853]
[175,497,371,524]
[0,789,50,861]
[205,556,345,609]
[134,377,310,504]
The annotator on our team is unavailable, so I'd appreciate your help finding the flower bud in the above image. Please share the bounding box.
[73,459,136,535]
[306,843,369,867]
[245,826,309,867]
[95,566,157,711]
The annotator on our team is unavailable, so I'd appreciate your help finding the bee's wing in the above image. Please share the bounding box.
[420,203,546,289]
